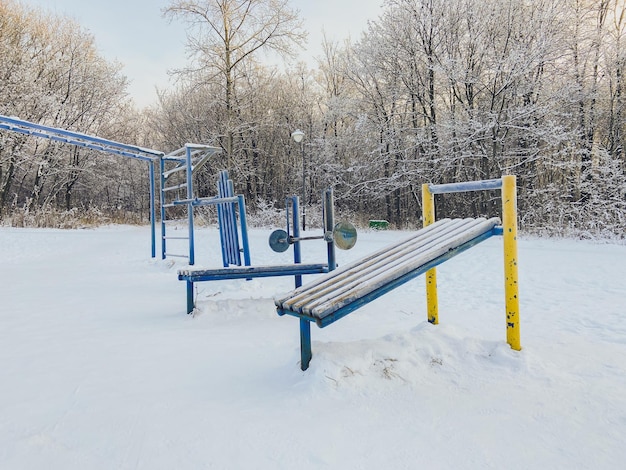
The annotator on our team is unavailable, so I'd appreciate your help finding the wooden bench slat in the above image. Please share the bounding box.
[301,219,489,316]
[279,219,482,313]
[274,217,501,323]
[273,218,458,308]
[309,219,498,318]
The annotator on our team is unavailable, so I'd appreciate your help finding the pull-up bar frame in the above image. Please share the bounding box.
[0,114,164,257]
[422,175,521,351]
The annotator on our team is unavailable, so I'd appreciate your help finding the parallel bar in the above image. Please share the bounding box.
[428,178,503,195]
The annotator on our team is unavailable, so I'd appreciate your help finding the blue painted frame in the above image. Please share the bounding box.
[0,114,163,257]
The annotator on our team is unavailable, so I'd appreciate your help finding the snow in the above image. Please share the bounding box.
[1,225,625,469]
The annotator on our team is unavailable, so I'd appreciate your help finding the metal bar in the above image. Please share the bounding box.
[0,115,162,160]
[216,174,229,267]
[162,183,188,192]
[160,157,167,260]
[149,160,156,258]
[238,195,251,267]
[502,175,521,351]
[162,164,187,178]
[186,281,194,314]
[290,196,312,370]
[164,253,190,258]
[218,172,237,265]
[227,179,241,265]
[422,183,439,324]
[428,178,503,195]
[186,146,195,265]
[300,320,312,371]
[324,188,337,271]
[185,143,221,150]
[290,235,325,242]
[172,196,240,206]
[178,263,328,281]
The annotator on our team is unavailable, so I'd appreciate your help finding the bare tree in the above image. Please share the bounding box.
[164,0,306,169]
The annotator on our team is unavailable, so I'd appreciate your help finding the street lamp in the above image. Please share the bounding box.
[291,128,306,231]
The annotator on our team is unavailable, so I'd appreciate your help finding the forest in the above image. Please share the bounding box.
[0,0,624,238]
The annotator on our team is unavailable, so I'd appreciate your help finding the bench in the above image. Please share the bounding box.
[178,185,339,315]
[274,217,503,369]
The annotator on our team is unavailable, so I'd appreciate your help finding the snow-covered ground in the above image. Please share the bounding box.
[1,224,625,469]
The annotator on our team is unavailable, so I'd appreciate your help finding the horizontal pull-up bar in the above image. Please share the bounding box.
[428,178,503,195]
[0,114,163,162]
[422,175,520,352]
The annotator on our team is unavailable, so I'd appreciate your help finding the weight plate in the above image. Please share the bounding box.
[333,222,357,250]
[269,229,290,252]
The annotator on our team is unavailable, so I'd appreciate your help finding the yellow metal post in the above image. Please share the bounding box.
[502,175,521,350]
[422,183,438,324]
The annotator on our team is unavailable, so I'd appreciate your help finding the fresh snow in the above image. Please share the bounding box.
[1,225,625,469]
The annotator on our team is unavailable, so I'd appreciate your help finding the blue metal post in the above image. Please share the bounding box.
[238,195,252,267]
[186,146,195,265]
[186,281,194,314]
[160,156,166,260]
[227,179,241,265]
[291,196,312,370]
[149,160,156,258]
[324,188,337,271]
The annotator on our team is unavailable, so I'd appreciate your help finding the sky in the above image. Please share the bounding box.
[20,0,385,108]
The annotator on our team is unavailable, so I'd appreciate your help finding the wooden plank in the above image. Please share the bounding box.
[273,218,459,307]
[314,228,500,327]
[276,218,494,313]
[290,219,486,313]
[274,217,500,322]
[308,218,499,318]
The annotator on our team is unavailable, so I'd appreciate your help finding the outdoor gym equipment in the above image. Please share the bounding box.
[0,114,220,261]
[275,176,521,370]
[178,185,357,315]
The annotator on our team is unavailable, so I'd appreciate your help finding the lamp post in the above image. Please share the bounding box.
[291,128,306,231]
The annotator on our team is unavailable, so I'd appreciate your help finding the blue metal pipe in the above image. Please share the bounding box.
[186,146,195,265]
[159,157,167,260]
[290,195,313,370]
[0,115,162,160]
[149,160,156,258]
[238,195,252,267]
[428,178,503,195]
